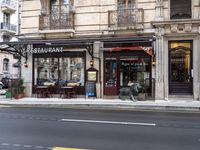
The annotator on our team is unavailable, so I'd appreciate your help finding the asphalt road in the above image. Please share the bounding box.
[0,106,199,150]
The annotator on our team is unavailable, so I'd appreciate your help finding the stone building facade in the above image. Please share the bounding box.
[19,0,200,100]
[0,0,19,80]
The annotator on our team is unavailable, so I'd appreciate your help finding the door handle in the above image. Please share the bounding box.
[191,69,193,78]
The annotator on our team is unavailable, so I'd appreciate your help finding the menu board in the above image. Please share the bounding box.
[85,81,96,97]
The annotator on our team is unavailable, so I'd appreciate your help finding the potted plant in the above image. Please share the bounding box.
[12,79,25,99]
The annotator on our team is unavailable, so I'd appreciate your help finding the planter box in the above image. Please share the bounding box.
[14,93,25,99]
[5,91,12,98]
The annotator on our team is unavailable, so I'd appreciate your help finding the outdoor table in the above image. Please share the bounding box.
[35,86,49,98]
[60,86,75,98]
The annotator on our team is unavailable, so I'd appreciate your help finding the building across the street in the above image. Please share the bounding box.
[0,0,19,80]
[1,0,200,101]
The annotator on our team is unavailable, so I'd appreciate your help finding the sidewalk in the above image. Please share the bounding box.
[0,96,200,112]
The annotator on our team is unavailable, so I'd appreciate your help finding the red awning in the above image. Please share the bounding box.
[110,46,153,56]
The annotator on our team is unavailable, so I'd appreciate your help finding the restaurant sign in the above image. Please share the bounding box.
[25,44,63,54]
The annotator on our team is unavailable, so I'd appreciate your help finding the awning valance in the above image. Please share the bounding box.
[109,46,153,56]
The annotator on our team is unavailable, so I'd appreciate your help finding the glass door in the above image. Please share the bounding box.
[104,57,117,95]
[169,41,193,94]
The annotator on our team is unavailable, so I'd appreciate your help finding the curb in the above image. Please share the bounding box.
[1,103,200,113]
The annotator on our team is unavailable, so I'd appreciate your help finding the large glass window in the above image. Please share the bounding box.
[34,55,84,86]
[120,56,150,87]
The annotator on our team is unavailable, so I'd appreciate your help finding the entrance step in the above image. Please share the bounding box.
[103,96,118,99]
[168,95,194,100]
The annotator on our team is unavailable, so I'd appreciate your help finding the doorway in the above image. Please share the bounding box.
[169,41,193,94]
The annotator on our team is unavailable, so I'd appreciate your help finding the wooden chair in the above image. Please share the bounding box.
[68,86,77,98]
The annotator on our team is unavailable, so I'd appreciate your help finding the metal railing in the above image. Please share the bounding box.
[0,22,17,32]
[108,8,144,28]
[1,0,17,10]
[39,4,75,30]
[39,13,74,30]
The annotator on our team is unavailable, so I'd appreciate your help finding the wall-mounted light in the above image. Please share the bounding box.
[89,60,94,67]
[152,61,156,66]
[24,61,28,68]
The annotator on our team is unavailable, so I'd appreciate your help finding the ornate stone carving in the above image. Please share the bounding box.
[155,27,165,38]
[170,24,178,33]
[185,24,192,32]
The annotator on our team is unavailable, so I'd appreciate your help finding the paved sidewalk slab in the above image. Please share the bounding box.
[0,96,200,112]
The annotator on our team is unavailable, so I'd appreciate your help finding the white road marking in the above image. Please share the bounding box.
[36,145,44,149]
[13,144,21,147]
[1,142,51,149]
[61,119,156,127]
[1,143,10,146]
[24,144,32,148]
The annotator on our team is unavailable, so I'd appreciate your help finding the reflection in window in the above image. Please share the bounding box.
[34,56,84,86]
[105,58,116,87]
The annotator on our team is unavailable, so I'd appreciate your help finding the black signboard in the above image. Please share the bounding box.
[85,81,96,97]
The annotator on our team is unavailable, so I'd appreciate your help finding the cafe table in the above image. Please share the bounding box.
[60,86,75,98]
[35,85,49,98]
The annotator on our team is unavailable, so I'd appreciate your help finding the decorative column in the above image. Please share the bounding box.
[155,0,164,21]
[155,26,165,100]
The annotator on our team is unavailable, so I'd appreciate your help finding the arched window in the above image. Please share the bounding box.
[3,58,9,72]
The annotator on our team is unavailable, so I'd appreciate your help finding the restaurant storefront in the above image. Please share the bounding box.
[103,47,153,98]
[0,36,155,99]
[32,51,86,95]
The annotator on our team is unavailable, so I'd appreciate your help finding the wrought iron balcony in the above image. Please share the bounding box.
[1,0,17,14]
[108,9,144,29]
[0,22,17,32]
[39,12,75,30]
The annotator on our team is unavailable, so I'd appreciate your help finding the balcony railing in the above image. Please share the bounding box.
[0,22,17,32]
[39,13,75,30]
[108,9,144,28]
[1,0,17,11]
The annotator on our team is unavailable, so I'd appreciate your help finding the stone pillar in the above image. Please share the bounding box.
[155,27,165,100]
[155,0,164,21]
[194,35,200,100]
[21,55,33,97]
[93,41,103,98]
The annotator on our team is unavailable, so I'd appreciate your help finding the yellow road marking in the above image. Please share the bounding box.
[52,147,89,150]
[0,105,12,108]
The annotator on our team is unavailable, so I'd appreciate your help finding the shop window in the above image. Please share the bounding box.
[34,56,84,86]
[119,56,150,87]
[3,58,9,72]
[170,0,191,19]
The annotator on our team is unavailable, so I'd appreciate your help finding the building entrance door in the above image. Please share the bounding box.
[169,41,193,94]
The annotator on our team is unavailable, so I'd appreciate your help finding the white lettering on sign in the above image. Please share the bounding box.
[26,44,63,54]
